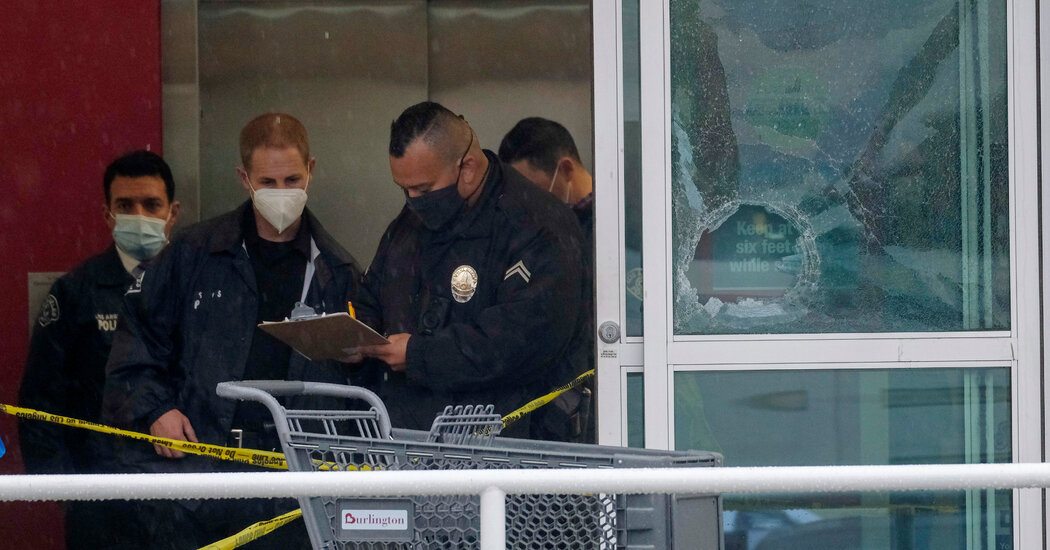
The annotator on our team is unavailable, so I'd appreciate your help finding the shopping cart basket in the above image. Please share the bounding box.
[217,380,722,549]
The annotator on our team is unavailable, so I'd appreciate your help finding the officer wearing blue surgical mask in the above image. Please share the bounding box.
[105,162,181,270]
[19,150,178,550]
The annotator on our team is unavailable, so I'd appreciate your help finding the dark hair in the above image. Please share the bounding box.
[389,101,464,160]
[103,150,175,203]
[498,117,581,176]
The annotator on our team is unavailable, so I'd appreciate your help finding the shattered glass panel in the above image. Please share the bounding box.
[670,0,1009,334]
[675,368,1012,549]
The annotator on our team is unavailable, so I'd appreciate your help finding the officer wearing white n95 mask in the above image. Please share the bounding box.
[103,113,365,549]
[19,150,179,549]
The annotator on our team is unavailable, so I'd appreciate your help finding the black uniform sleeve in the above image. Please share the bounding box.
[355,221,394,334]
[405,223,584,393]
[18,277,79,474]
[102,243,187,431]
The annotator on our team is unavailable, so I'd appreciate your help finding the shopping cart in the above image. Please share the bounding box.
[217,380,722,549]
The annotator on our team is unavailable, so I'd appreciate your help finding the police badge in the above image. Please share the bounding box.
[451,265,478,303]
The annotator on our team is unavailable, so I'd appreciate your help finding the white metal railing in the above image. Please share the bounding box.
[4,463,1050,549]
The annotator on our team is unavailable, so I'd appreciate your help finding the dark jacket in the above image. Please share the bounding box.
[357,152,587,437]
[103,201,364,472]
[19,245,133,474]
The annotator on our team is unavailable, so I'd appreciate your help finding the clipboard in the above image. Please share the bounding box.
[259,312,389,361]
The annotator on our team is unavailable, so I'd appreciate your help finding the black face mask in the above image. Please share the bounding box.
[405,183,464,231]
[405,132,473,232]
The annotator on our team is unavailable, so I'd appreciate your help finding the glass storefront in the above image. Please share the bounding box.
[675,368,1010,466]
[669,0,1010,334]
[623,0,644,337]
[616,0,1024,545]
[629,367,1012,548]
[626,371,644,448]
[675,368,1012,549]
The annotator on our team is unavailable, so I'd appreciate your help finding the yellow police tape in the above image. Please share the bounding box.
[198,371,598,549]
[4,366,593,472]
[8,373,593,550]
[198,509,303,550]
[500,368,595,429]
[0,403,288,470]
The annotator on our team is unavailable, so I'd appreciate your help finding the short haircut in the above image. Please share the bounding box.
[389,101,468,162]
[498,117,581,176]
[103,150,175,203]
[239,113,310,171]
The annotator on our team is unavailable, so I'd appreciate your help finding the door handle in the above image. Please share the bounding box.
[598,321,621,344]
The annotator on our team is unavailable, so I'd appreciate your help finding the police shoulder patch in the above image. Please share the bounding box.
[37,294,60,327]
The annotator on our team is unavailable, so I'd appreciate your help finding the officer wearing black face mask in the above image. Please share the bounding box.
[356,102,588,439]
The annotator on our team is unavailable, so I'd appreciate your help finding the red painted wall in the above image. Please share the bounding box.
[0,2,162,547]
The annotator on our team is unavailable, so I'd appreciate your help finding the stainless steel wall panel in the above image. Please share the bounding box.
[168,0,593,266]
[427,0,593,169]
[197,1,428,265]
[162,0,201,228]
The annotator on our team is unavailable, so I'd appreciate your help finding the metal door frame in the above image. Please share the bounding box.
[593,0,1042,546]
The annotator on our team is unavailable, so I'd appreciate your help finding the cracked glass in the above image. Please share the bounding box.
[670,0,1009,335]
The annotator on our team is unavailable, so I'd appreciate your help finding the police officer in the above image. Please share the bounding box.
[499,117,596,442]
[19,150,180,549]
[499,117,594,243]
[103,113,364,549]
[357,102,588,438]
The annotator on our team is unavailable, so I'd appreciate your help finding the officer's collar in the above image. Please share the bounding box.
[209,201,254,253]
[209,200,358,281]
[431,150,501,241]
[98,244,136,286]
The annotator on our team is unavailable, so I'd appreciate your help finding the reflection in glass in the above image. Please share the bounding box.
[623,0,644,337]
[675,368,1011,549]
[625,371,644,447]
[670,0,1009,334]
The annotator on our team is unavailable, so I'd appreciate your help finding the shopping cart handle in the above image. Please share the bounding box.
[219,380,309,396]
[216,380,392,439]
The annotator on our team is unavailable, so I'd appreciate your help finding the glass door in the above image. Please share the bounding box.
[593,0,645,446]
[594,0,1042,548]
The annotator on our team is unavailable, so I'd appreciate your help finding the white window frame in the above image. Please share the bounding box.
[595,0,1043,546]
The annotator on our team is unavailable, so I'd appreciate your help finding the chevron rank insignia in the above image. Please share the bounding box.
[504,260,531,283]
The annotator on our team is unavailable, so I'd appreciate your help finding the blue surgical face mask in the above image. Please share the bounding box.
[112,213,169,260]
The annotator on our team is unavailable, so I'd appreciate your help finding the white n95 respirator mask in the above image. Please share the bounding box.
[249,182,308,234]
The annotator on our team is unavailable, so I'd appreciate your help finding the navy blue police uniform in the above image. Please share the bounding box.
[357,151,588,438]
[19,245,146,549]
[103,201,365,549]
